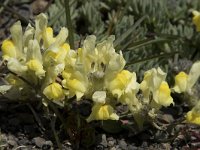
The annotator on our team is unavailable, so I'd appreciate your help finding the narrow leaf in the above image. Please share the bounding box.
[125,51,179,67]
[114,15,147,47]
[125,38,172,52]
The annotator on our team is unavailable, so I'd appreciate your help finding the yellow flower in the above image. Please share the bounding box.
[140,68,173,107]
[186,103,200,125]
[154,81,174,107]
[140,67,166,104]
[43,82,64,100]
[192,10,200,32]
[87,104,119,122]
[173,72,188,93]
[44,43,70,65]
[173,61,200,93]
[42,27,55,48]
[1,40,16,60]
[107,70,138,99]
[26,59,45,78]
[62,77,87,100]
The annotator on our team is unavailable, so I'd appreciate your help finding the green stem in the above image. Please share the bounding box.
[27,103,45,132]
[64,0,75,49]
[51,117,62,150]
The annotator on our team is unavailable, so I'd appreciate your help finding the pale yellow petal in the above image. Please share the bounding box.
[92,91,106,104]
[173,72,188,93]
[186,110,200,125]
[188,61,200,89]
[26,59,45,78]
[155,81,174,107]
[1,40,16,59]
[43,82,64,100]
[7,58,28,74]
[35,13,48,42]
[192,10,200,32]
[87,104,119,122]
[10,21,23,54]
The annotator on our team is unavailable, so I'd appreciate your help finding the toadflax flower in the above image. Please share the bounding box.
[1,40,17,60]
[87,103,119,122]
[43,82,65,100]
[173,61,200,93]
[192,10,200,32]
[154,81,174,107]
[62,35,125,101]
[140,67,174,107]
[26,39,45,78]
[106,70,139,105]
[87,90,119,122]
[186,101,200,125]
[0,13,71,102]
[1,21,30,75]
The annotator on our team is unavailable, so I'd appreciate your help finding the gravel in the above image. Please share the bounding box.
[1,102,200,149]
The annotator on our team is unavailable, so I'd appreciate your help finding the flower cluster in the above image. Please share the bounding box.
[173,61,200,125]
[1,13,200,128]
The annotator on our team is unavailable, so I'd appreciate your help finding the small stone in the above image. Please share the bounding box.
[8,140,17,147]
[108,140,115,147]
[8,134,17,141]
[1,133,7,141]
[115,145,121,150]
[32,137,46,148]
[141,141,148,148]
[107,137,116,147]
[42,140,53,150]
[100,134,107,148]
[110,147,116,150]
[128,145,138,150]
[18,138,30,145]
[118,139,127,150]
[191,142,200,148]
[95,145,104,150]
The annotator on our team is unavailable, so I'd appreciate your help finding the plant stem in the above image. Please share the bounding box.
[51,117,62,150]
[64,0,75,49]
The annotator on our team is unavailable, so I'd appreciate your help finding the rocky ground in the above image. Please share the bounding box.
[0,101,200,150]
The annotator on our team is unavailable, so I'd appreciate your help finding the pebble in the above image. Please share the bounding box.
[108,140,115,147]
[8,134,17,141]
[128,145,138,150]
[95,145,105,150]
[110,147,117,150]
[191,142,200,148]
[107,137,116,147]
[42,140,53,150]
[141,141,148,148]
[118,139,127,150]
[8,139,17,147]
[32,137,46,148]
[100,134,107,148]
[18,138,30,145]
